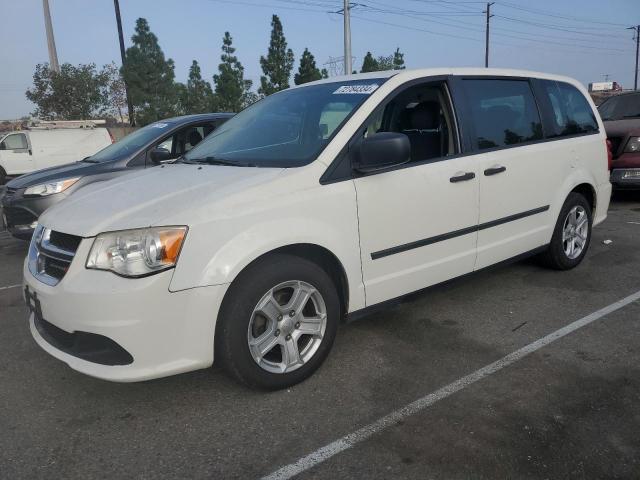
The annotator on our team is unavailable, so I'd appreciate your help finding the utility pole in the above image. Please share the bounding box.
[343,0,352,76]
[484,2,495,68]
[114,0,135,125]
[42,0,60,73]
[629,25,640,90]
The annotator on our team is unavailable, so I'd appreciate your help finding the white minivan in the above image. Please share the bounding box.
[0,128,112,183]
[23,68,611,389]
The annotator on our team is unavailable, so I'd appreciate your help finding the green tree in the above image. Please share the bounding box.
[360,52,379,73]
[259,15,294,95]
[294,48,323,85]
[376,54,394,71]
[102,62,128,123]
[121,18,179,125]
[26,63,109,120]
[393,48,405,70]
[213,32,253,112]
[182,60,214,114]
[321,68,329,79]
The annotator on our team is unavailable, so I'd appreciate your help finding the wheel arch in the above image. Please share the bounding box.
[570,182,596,213]
[222,243,351,322]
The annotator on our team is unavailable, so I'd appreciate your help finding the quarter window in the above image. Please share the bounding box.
[462,79,543,150]
[540,80,598,137]
[1,133,28,151]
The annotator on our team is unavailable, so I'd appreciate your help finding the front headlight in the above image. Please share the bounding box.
[24,177,81,196]
[86,226,187,277]
[624,137,640,153]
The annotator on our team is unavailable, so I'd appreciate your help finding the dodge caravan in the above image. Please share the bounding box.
[23,68,611,389]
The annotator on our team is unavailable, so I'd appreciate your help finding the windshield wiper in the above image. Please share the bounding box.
[81,157,99,163]
[185,156,256,167]
[622,113,640,118]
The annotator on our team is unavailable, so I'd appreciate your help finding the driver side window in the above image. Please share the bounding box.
[1,133,28,152]
[149,122,217,164]
[362,82,458,164]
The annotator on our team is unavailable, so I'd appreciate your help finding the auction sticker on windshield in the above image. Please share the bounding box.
[333,84,379,94]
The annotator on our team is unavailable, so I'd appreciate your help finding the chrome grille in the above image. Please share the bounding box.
[28,225,82,286]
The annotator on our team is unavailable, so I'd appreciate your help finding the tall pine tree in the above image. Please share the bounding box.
[360,52,379,73]
[121,18,178,125]
[294,48,322,85]
[213,32,253,112]
[259,15,294,95]
[393,48,406,70]
[182,60,214,114]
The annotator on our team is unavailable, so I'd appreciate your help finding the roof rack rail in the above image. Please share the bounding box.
[27,119,106,130]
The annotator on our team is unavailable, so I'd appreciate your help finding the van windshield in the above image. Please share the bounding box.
[86,122,175,162]
[182,79,385,167]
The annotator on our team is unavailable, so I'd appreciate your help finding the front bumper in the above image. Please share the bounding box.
[24,238,229,382]
[610,168,640,189]
[1,190,60,240]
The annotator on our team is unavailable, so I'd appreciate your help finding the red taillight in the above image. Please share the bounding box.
[606,139,613,171]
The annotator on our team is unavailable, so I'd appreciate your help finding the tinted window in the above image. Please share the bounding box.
[89,122,176,162]
[540,80,598,137]
[463,79,543,150]
[1,133,28,150]
[598,93,640,121]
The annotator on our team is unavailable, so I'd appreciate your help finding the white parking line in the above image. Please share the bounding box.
[262,290,640,480]
[0,284,21,291]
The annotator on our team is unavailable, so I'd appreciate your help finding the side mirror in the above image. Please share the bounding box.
[150,147,171,164]
[353,132,411,174]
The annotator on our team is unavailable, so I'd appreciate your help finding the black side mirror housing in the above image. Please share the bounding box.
[150,147,171,164]
[353,132,411,174]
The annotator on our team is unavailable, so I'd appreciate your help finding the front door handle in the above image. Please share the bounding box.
[484,166,506,176]
[450,172,476,183]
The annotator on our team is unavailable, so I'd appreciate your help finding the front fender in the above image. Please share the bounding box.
[169,181,366,312]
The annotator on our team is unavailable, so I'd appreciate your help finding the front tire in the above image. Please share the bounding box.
[216,253,340,390]
[539,192,592,270]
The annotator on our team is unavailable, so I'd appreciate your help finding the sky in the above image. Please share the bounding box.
[0,0,638,119]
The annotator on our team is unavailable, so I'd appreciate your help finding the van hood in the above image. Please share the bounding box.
[39,163,284,237]
[603,118,640,138]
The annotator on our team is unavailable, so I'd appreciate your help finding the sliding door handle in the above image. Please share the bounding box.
[484,166,506,176]
[450,172,476,183]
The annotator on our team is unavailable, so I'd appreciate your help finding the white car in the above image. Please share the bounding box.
[0,128,113,183]
[23,68,611,389]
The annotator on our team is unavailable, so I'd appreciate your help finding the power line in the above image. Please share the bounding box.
[497,0,630,28]
[349,13,631,57]
[356,2,632,52]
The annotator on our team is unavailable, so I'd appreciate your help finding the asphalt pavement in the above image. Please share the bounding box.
[0,191,639,479]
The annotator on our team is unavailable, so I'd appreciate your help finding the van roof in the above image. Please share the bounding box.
[293,67,585,90]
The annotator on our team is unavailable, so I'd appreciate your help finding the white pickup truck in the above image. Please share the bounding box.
[0,128,112,183]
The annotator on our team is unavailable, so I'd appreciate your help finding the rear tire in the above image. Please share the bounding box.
[216,253,340,390]
[0,167,6,186]
[539,192,592,270]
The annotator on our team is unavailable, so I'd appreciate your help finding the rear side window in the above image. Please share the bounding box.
[539,80,598,137]
[462,79,543,150]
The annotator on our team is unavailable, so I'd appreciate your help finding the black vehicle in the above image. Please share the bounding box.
[1,113,232,239]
